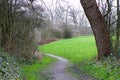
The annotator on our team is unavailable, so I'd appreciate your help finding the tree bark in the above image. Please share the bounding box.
[115,0,120,56]
[80,0,110,59]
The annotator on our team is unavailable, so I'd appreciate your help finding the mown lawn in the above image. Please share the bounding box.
[21,56,54,80]
[39,36,97,64]
[38,36,120,80]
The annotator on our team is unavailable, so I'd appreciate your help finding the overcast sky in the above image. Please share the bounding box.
[41,0,80,6]
[35,0,81,9]
[34,0,117,13]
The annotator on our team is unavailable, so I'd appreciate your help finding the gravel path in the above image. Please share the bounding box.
[41,54,97,80]
[46,54,78,80]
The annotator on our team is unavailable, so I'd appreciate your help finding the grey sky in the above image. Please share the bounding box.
[35,0,81,9]
[34,0,117,13]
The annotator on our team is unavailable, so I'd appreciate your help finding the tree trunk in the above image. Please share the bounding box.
[0,0,12,51]
[80,0,110,60]
[115,0,120,56]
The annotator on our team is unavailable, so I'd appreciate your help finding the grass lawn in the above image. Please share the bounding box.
[21,56,54,80]
[39,36,97,63]
[38,36,120,80]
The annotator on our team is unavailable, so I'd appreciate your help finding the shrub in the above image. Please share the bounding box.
[51,29,63,38]
[41,28,63,39]
[63,28,73,39]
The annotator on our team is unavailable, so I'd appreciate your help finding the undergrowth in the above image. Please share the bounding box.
[0,51,54,80]
[82,55,120,80]
[0,52,21,80]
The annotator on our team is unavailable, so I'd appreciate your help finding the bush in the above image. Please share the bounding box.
[63,28,73,39]
[41,28,63,39]
[51,29,63,38]
[15,53,37,64]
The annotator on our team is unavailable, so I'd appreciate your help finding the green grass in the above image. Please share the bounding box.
[21,56,54,80]
[38,36,120,80]
[39,36,97,63]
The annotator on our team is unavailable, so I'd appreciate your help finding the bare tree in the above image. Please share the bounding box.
[69,8,79,27]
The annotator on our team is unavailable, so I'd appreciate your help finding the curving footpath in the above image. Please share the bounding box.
[44,54,96,80]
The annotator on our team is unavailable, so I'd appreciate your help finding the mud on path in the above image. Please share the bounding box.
[40,54,97,80]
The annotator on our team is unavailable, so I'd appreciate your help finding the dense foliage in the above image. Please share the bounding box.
[63,28,73,39]
[0,0,48,62]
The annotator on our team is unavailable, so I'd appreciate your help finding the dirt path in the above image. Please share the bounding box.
[40,54,97,80]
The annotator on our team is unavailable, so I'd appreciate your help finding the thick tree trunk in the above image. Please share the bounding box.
[80,0,110,59]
